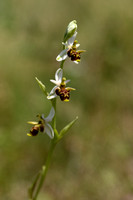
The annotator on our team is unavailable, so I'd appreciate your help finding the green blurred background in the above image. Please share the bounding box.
[0,0,133,199]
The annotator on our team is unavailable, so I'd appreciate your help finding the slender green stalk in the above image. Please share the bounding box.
[60,59,65,69]
[33,140,56,200]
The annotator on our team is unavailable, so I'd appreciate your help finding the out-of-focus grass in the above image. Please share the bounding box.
[0,0,133,199]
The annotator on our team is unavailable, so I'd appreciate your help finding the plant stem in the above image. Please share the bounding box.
[33,140,56,200]
[60,60,65,69]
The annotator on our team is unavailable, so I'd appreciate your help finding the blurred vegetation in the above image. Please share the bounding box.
[0,0,133,199]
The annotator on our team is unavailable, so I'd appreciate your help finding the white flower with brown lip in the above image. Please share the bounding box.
[47,68,75,101]
[27,107,55,139]
[56,32,81,64]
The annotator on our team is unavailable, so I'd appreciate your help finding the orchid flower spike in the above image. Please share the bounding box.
[27,107,55,139]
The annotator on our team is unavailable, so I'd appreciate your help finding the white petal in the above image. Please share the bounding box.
[67,31,77,47]
[56,49,68,61]
[45,123,54,139]
[45,107,55,122]
[73,61,79,64]
[41,114,45,119]
[49,86,57,95]
[76,43,80,48]
[55,68,63,83]
[65,79,70,84]
[47,86,57,99]
[50,79,60,86]
[47,93,57,99]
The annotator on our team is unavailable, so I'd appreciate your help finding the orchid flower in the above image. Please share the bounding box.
[47,68,75,101]
[56,32,78,63]
[27,107,55,139]
[56,32,85,64]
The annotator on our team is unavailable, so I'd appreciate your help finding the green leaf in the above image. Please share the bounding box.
[35,77,48,96]
[58,116,78,141]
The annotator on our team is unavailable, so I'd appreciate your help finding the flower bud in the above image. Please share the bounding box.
[63,20,77,42]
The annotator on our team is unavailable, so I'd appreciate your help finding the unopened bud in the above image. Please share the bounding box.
[63,20,77,42]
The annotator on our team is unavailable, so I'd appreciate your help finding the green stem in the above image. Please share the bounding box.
[33,140,56,200]
[60,60,65,69]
